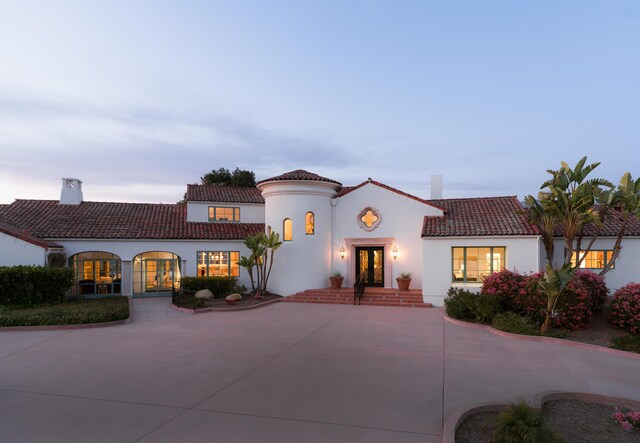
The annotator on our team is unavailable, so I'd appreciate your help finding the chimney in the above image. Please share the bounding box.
[430,174,443,200]
[60,178,83,205]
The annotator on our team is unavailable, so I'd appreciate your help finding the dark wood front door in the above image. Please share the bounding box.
[355,247,384,287]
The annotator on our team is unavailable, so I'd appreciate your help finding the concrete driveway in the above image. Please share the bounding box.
[1,301,639,442]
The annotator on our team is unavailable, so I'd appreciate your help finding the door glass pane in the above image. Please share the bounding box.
[373,249,383,285]
[359,249,369,283]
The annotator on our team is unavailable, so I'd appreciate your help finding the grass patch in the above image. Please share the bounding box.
[0,296,130,327]
[610,335,640,354]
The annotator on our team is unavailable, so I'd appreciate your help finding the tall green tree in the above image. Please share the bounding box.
[201,167,256,187]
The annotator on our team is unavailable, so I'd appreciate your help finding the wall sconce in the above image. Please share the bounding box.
[339,246,346,260]
[392,246,398,260]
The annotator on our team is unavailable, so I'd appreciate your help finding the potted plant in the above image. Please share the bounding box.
[396,272,412,291]
[329,272,344,289]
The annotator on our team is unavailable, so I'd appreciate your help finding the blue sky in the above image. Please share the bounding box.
[0,1,638,203]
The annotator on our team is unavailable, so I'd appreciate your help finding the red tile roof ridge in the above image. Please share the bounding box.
[338,179,446,211]
[257,169,342,186]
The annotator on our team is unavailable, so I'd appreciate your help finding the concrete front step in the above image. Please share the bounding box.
[283,288,433,308]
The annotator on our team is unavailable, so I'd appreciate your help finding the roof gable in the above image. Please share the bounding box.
[338,179,445,211]
[0,220,61,248]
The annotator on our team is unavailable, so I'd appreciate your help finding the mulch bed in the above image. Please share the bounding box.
[456,400,640,443]
[561,310,629,348]
[199,293,282,309]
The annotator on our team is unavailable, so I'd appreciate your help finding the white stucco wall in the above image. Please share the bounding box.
[551,237,640,292]
[259,181,338,296]
[53,239,253,295]
[333,182,443,290]
[0,233,47,266]
[422,236,541,306]
[186,202,265,223]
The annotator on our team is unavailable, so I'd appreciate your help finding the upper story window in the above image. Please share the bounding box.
[283,218,292,241]
[452,247,506,282]
[571,250,614,270]
[209,206,240,222]
[305,212,315,235]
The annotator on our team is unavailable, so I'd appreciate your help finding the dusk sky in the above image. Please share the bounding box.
[1,1,638,204]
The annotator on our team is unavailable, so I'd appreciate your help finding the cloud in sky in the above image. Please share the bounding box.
[0,1,638,204]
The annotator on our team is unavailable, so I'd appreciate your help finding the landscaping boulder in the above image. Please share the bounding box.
[225,293,242,304]
[194,289,213,299]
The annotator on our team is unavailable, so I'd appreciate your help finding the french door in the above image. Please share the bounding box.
[355,247,384,287]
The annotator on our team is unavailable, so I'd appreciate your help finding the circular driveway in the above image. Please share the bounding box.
[1,301,639,442]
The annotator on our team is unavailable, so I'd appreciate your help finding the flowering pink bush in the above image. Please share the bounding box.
[574,269,609,311]
[528,272,593,330]
[481,268,594,330]
[609,283,640,335]
[613,407,640,432]
[481,269,540,314]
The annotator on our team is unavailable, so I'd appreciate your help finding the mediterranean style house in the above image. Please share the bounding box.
[1,170,638,306]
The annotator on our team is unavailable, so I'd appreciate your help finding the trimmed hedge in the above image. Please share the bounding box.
[444,288,501,323]
[609,283,640,335]
[0,266,74,306]
[492,312,540,336]
[180,276,239,298]
[0,296,129,327]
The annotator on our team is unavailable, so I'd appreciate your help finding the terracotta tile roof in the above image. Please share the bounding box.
[0,200,264,240]
[0,220,62,248]
[422,196,539,237]
[257,169,342,186]
[338,179,445,211]
[185,185,264,203]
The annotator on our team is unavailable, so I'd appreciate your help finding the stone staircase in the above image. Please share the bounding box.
[281,288,432,308]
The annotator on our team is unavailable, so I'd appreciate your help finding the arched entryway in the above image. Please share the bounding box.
[133,251,181,297]
[69,252,122,296]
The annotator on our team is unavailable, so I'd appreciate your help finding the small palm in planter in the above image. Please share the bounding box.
[329,272,344,289]
[396,272,412,291]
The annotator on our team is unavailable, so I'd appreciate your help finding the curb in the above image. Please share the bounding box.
[171,297,282,314]
[442,391,640,443]
[0,297,133,332]
[443,313,640,360]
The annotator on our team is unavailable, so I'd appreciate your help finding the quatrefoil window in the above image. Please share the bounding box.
[357,207,381,232]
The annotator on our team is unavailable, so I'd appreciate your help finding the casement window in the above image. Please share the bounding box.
[571,250,615,270]
[452,247,506,282]
[197,251,240,277]
[305,211,315,235]
[208,206,240,222]
[283,218,292,241]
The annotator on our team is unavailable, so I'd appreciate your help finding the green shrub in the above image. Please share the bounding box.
[444,287,476,320]
[610,335,640,354]
[445,288,500,323]
[0,296,129,326]
[173,295,205,309]
[493,398,561,443]
[180,276,238,298]
[0,266,74,306]
[492,312,540,336]
[609,283,640,335]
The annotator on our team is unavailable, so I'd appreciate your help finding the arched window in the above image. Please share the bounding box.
[305,211,315,235]
[69,252,122,296]
[283,218,293,241]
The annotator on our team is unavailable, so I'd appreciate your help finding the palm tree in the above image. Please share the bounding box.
[237,255,256,292]
[600,173,640,275]
[523,196,556,265]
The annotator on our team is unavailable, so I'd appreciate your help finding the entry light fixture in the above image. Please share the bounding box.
[339,246,346,260]
[392,246,398,260]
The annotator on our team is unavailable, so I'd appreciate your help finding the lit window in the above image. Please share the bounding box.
[197,251,240,277]
[571,250,614,270]
[305,212,315,235]
[208,206,240,222]
[283,218,292,241]
[452,247,505,282]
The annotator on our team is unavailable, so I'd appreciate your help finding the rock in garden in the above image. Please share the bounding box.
[194,289,213,299]
[225,293,242,302]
